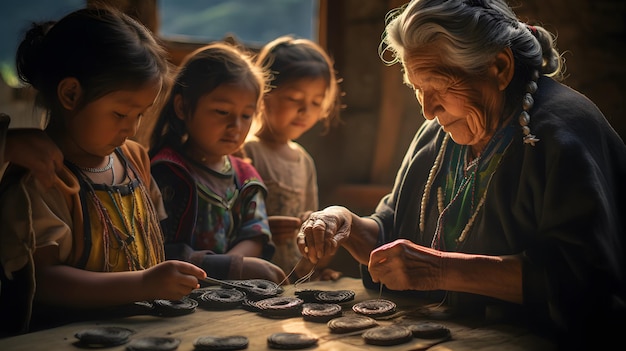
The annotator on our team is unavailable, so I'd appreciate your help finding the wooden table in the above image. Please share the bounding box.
[0,277,556,350]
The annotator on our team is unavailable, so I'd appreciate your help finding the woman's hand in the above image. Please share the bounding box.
[296,206,352,264]
[5,128,63,188]
[368,239,444,291]
[142,260,207,300]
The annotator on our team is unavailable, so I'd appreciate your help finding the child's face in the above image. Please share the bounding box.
[68,80,161,157]
[181,82,257,164]
[263,77,327,141]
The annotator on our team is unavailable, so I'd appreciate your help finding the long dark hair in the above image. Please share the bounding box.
[255,35,343,133]
[15,5,170,127]
[149,42,268,157]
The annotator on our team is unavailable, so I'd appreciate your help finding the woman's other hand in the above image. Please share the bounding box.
[367,239,443,291]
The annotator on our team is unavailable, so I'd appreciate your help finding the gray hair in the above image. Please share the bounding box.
[380,0,564,80]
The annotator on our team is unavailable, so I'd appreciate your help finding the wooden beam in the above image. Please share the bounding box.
[369,0,408,184]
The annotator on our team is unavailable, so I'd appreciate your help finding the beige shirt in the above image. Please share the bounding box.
[243,137,318,218]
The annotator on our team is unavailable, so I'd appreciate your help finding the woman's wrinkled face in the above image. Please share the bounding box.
[403,48,505,149]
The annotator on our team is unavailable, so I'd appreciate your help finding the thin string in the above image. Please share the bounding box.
[275,256,318,292]
[277,256,302,287]
[293,265,317,286]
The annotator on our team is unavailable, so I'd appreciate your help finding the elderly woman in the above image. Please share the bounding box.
[298,0,625,347]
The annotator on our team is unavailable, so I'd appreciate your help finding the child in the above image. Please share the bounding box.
[149,43,286,284]
[0,7,206,334]
[243,35,343,281]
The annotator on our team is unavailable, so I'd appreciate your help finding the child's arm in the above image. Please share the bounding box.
[235,189,274,259]
[33,245,205,308]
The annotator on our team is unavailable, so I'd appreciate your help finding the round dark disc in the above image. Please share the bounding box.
[403,321,451,339]
[198,288,246,310]
[255,296,303,318]
[152,296,198,317]
[224,279,283,300]
[327,315,379,334]
[362,325,413,346]
[74,326,135,348]
[301,303,343,323]
[314,290,355,304]
[193,335,249,351]
[126,337,181,351]
[267,332,318,350]
[352,299,397,318]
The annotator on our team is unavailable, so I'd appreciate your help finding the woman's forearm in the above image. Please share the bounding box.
[442,252,523,304]
[341,214,381,265]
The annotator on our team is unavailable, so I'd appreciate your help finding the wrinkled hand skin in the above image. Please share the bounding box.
[368,239,444,291]
[296,206,352,264]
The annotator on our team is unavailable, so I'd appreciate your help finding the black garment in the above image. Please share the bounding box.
[367,77,626,346]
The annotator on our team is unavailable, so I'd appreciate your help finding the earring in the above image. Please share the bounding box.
[520,69,540,146]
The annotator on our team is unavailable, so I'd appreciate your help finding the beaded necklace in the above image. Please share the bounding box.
[431,123,515,250]
[420,71,539,251]
[77,154,114,173]
[68,149,164,271]
[106,182,143,269]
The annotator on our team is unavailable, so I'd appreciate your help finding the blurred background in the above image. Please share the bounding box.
[2,0,624,277]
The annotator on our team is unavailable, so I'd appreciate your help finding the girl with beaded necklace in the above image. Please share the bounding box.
[0,7,206,334]
[149,43,286,284]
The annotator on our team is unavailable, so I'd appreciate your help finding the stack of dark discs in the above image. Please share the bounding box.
[295,289,355,304]
[295,289,356,322]
[223,279,284,301]
[361,325,413,346]
[197,288,246,310]
[327,315,379,334]
[301,302,343,323]
[352,298,397,318]
[152,296,199,317]
[249,296,305,318]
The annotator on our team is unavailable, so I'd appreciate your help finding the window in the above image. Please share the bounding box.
[159,0,319,46]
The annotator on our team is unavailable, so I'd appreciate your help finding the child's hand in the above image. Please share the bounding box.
[239,256,288,284]
[5,128,63,188]
[143,260,206,300]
